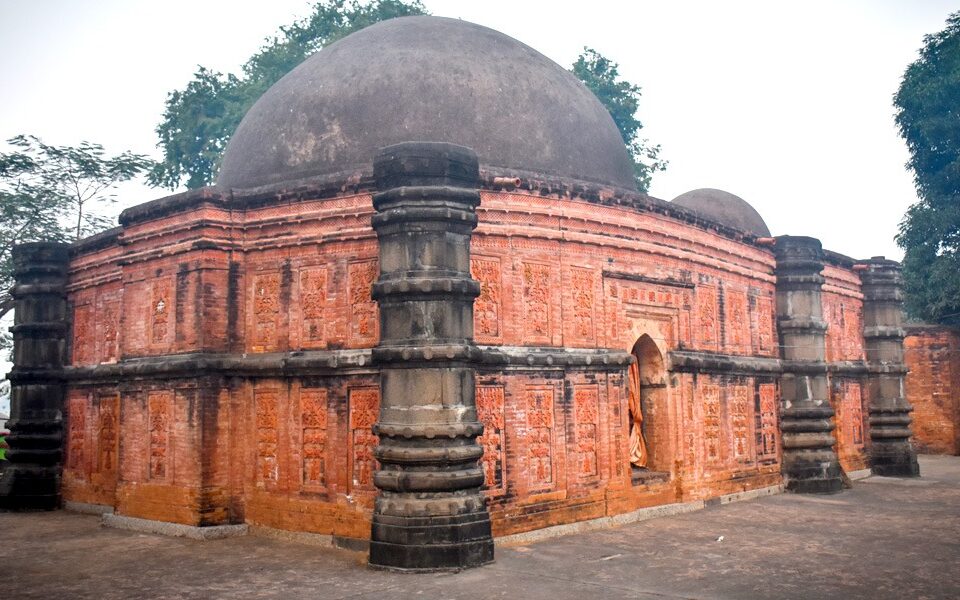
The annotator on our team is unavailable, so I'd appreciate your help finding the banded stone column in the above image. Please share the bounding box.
[0,242,70,510]
[368,142,494,571]
[860,257,919,476]
[774,236,843,493]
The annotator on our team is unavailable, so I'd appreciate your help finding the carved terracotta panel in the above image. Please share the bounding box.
[526,386,555,487]
[252,273,281,352]
[701,382,722,464]
[349,387,380,491]
[729,385,752,462]
[300,267,328,348]
[98,296,120,363]
[521,262,552,344]
[755,383,779,463]
[73,304,94,365]
[300,388,328,490]
[570,267,596,344]
[255,389,279,487]
[67,393,87,473]
[97,393,119,474]
[725,289,749,353]
[755,295,775,354]
[151,278,172,345]
[574,385,600,478]
[471,257,502,342]
[348,261,379,346]
[697,286,719,350]
[148,391,172,481]
[476,385,506,492]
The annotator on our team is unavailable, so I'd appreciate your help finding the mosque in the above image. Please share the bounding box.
[1,16,920,571]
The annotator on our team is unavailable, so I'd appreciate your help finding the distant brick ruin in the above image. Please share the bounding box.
[1,16,922,571]
[905,326,960,455]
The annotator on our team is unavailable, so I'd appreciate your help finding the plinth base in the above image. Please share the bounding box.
[784,457,844,494]
[369,510,494,572]
[871,444,920,477]
[0,465,61,511]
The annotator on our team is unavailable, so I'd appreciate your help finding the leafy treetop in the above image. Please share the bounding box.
[0,135,153,318]
[894,11,960,326]
[572,48,666,192]
[151,0,428,190]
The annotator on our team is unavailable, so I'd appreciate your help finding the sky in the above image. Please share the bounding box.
[0,0,955,262]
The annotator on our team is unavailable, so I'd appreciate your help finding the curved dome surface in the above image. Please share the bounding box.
[217,16,635,190]
[672,188,771,237]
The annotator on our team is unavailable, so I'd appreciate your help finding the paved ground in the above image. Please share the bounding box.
[2,455,959,600]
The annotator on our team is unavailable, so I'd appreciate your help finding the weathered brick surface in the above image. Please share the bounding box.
[59,187,873,537]
[905,327,960,455]
[822,262,870,472]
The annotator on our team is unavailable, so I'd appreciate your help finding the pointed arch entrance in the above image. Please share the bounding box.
[628,334,670,476]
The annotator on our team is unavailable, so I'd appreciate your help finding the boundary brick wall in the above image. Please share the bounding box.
[905,326,960,455]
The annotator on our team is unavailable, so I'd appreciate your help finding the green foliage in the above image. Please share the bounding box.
[572,48,666,192]
[0,135,153,318]
[894,12,960,325]
[152,0,428,190]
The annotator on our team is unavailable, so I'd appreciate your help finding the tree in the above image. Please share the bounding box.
[894,11,960,326]
[152,0,428,190]
[572,48,666,192]
[0,135,153,320]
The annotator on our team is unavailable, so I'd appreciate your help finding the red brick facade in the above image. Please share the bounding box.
[905,326,960,455]
[61,185,873,538]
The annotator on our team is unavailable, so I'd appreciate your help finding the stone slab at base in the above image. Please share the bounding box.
[249,526,369,552]
[64,501,114,515]
[496,484,784,547]
[102,514,248,540]
[848,468,873,481]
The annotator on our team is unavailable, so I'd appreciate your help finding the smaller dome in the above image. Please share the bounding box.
[671,188,770,237]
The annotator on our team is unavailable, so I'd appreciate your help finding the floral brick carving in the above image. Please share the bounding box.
[349,387,380,491]
[252,273,281,352]
[300,388,328,489]
[476,386,506,491]
[574,386,600,477]
[526,386,554,487]
[522,262,551,343]
[349,261,378,346]
[472,258,502,341]
[148,391,171,480]
[255,389,279,486]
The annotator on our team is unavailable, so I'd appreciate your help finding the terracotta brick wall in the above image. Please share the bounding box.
[822,263,870,472]
[905,326,960,455]
[62,187,792,537]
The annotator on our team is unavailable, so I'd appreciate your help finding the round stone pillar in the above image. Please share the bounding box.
[859,257,920,477]
[368,142,494,571]
[0,242,70,510]
[774,236,843,493]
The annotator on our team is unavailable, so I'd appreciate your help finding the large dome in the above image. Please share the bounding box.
[217,16,635,190]
[672,188,771,237]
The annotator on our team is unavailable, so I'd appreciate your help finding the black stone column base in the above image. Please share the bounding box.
[870,443,920,477]
[783,455,844,494]
[0,465,61,511]
[370,510,494,572]
[781,406,843,494]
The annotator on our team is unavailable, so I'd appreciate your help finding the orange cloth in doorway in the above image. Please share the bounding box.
[627,360,648,468]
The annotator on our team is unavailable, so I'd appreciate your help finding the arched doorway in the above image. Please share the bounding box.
[628,335,669,476]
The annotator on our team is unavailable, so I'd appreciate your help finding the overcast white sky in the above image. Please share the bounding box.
[0,0,956,262]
